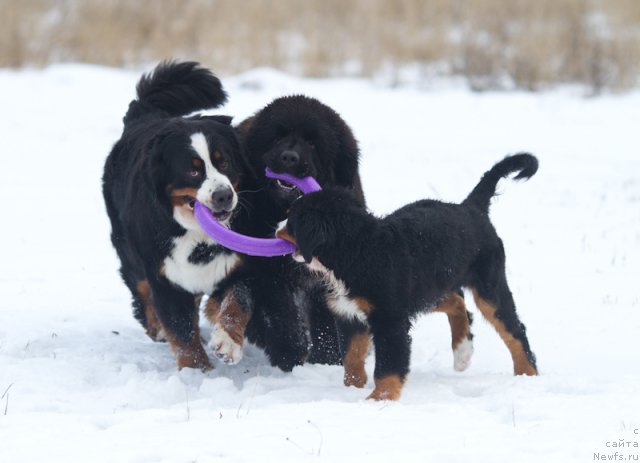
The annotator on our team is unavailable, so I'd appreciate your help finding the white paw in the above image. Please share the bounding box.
[209,327,243,365]
[154,328,167,342]
[453,338,474,372]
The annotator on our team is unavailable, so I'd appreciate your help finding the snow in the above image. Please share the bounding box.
[1,64,639,462]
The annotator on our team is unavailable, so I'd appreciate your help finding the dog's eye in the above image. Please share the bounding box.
[219,160,229,171]
[189,169,201,178]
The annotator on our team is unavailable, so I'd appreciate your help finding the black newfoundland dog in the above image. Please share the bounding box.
[103,61,250,370]
[204,95,368,371]
[239,95,366,214]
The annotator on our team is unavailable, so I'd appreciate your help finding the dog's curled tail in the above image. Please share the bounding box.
[463,153,538,212]
[124,60,227,124]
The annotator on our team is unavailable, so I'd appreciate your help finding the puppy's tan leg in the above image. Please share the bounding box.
[343,331,371,388]
[471,288,537,376]
[365,314,412,401]
[342,298,373,388]
[205,293,249,365]
[367,375,405,401]
[432,292,474,371]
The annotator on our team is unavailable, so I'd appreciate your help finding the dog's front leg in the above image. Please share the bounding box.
[205,283,251,365]
[432,292,474,371]
[367,313,411,401]
[148,276,212,371]
[340,321,371,388]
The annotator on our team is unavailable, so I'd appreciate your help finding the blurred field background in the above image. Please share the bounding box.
[2,0,639,93]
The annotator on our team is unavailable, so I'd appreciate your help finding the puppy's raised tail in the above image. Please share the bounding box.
[463,153,538,212]
[124,60,227,124]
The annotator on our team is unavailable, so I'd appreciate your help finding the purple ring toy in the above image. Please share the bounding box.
[264,167,321,194]
[194,168,322,257]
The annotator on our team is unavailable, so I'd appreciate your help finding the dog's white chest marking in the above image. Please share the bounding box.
[163,229,238,294]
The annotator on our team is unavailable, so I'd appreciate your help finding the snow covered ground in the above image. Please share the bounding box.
[0,64,639,462]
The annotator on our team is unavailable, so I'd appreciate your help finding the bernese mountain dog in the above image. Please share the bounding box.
[278,153,539,400]
[102,61,249,370]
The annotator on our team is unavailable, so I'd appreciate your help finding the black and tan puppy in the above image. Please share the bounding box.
[278,154,539,400]
[103,61,249,370]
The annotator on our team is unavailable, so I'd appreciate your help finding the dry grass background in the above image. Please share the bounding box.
[1,0,639,92]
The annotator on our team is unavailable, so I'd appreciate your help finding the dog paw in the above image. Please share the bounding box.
[344,370,367,388]
[453,338,474,372]
[366,375,403,401]
[145,326,167,342]
[366,387,402,401]
[209,328,243,365]
[176,351,213,372]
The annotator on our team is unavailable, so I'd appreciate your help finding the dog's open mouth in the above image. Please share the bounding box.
[274,179,301,195]
[212,210,232,222]
[276,179,296,191]
[183,196,231,222]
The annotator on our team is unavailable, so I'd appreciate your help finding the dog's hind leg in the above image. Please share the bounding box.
[471,277,537,376]
[119,267,166,342]
[134,279,167,342]
[432,292,474,371]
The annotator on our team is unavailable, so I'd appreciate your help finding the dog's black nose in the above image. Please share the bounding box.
[211,187,234,212]
[280,150,300,168]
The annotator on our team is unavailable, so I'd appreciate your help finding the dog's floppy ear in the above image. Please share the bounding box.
[295,218,335,264]
[227,125,258,182]
[333,127,360,187]
[141,132,170,198]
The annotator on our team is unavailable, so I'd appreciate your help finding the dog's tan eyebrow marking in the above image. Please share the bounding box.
[212,151,222,161]
[190,132,234,197]
[192,158,203,168]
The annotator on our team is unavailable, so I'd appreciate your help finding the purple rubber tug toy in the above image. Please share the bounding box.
[194,168,321,256]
